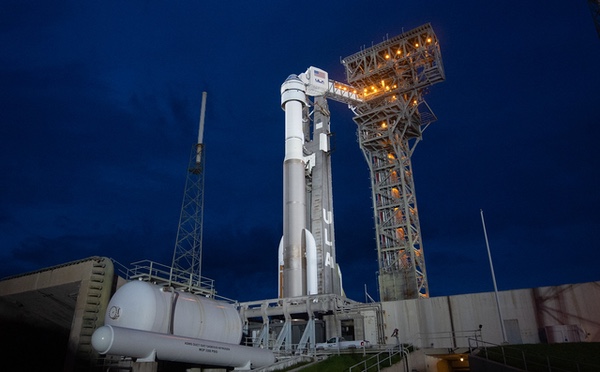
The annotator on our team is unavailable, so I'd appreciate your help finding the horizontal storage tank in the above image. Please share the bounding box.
[105,280,242,344]
[92,325,275,369]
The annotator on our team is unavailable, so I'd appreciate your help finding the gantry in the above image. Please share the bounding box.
[341,23,445,301]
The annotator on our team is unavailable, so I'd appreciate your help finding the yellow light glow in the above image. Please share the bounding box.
[385,54,390,59]
[396,50,401,55]
[415,43,419,47]
[427,38,432,43]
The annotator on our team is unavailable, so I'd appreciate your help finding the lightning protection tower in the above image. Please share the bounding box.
[169,92,213,295]
[341,23,445,301]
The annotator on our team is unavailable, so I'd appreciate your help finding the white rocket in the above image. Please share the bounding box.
[279,68,329,298]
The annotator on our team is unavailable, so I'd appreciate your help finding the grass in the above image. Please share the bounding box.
[290,349,405,372]
[476,342,600,372]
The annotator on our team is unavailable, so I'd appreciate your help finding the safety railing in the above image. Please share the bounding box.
[347,344,411,372]
[112,259,225,299]
[395,328,482,350]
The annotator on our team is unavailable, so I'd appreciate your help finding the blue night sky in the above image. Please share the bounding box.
[1,1,599,302]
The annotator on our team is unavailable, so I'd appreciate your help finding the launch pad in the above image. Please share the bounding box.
[1,23,446,371]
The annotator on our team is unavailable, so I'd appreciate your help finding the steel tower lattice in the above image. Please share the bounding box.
[170,92,209,292]
[341,24,445,301]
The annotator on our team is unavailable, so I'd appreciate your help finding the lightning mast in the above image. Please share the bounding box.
[341,24,445,301]
[170,92,210,293]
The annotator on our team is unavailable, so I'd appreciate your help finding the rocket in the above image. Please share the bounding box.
[279,74,316,298]
[279,68,328,298]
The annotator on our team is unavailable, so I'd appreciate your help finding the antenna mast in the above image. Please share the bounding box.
[170,92,211,294]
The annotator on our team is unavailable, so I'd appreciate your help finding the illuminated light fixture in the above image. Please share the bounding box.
[427,37,432,43]
[396,49,401,55]
[385,54,390,59]
[460,357,464,362]
[415,43,419,47]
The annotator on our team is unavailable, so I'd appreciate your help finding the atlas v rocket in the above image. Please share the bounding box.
[279,67,342,298]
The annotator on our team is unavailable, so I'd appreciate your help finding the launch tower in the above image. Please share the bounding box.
[169,92,213,295]
[341,23,444,301]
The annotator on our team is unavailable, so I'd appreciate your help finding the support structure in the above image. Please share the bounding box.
[341,23,445,300]
[170,92,212,293]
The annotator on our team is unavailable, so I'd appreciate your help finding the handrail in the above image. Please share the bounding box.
[109,259,239,303]
[398,328,482,349]
[347,344,411,372]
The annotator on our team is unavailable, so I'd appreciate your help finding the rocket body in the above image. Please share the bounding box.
[280,75,312,298]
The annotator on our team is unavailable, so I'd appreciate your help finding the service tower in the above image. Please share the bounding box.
[341,24,445,301]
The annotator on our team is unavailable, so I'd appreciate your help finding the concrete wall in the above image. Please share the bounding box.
[533,282,600,342]
[381,281,600,348]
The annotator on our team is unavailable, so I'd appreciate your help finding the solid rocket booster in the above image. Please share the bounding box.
[280,75,315,298]
[92,325,275,369]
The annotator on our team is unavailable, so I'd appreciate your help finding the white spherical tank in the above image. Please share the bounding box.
[104,280,242,344]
